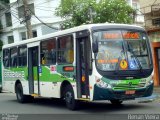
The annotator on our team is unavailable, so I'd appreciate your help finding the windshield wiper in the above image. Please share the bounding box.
[127,43,143,72]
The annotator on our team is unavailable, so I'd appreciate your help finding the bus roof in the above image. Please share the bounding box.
[2,23,145,49]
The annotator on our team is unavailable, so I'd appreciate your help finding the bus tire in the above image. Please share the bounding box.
[64,84,78,110]
[16,83,33,103]
[110,100,123,105]
[0,87,2,93]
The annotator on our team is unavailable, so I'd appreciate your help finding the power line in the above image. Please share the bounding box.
[34,7,56,12]
[0,2,18,18]
[35,0,53,6]
[10,11,26,28]
[1,0,60,32]
[28,8,59,30]
[152,0,158,5]
[35,6,57,8]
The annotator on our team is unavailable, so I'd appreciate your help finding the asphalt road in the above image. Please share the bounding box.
[0,92,160,120]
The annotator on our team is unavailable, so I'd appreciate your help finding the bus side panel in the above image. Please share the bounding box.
[3,67,29,94]
[39,65,76,98]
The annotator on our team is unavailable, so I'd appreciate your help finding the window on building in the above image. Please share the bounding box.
[5,12,12,27]
[18,3,35,19]
[8,36,14,44]
[10,47,18,67]
[152,18,160,26]
[57,35,74,64]
[3,49,10,67]
[18,46,27,66]
[32,30,37,38]
[41,38,56,65]
[20,32,27,40]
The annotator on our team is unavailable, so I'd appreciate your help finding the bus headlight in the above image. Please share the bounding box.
[145,76,154,86]
[96,79,111,88]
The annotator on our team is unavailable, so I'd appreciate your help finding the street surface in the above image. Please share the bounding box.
[0,92,160,114]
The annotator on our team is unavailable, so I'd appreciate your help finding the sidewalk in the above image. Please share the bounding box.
[136,86,160,103]
[153,86,160,94]
[153,86,160,103]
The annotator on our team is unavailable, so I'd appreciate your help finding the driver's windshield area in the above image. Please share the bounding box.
[93,30,152,71]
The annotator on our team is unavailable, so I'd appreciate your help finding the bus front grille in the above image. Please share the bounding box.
[112,82,146,90]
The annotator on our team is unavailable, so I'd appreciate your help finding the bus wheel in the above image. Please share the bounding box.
[110,100,123,105]
[16,83,33,103]
[0,87,2,93]
[64,85,77,110]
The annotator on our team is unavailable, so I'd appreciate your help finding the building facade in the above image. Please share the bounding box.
[0,0,62,45]
[128,0,144,26]
[140,0,160,86]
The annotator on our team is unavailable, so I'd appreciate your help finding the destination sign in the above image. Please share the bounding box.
[103,31,140,40]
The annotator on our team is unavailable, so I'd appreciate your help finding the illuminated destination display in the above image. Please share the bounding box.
[103,31,140,40]
[122,32,139,39]
[103,33,121,39]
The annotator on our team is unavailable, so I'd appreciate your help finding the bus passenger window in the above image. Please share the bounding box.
[10,47,18,67]
[58,35,74,64]
[3,49,10,67]
[18,46,27,67]
[41,38,56,65]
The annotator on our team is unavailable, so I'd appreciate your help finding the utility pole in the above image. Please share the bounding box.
[22,0,33,39]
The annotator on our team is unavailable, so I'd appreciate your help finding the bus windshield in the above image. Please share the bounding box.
[93,30,152,71]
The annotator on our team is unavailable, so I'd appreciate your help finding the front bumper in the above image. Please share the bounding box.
[93,83,153,100]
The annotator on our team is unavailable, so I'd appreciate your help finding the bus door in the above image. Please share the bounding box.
[76,30,90,99]
[28,46,40,95]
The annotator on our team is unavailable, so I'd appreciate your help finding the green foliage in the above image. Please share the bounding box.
[55,0,135,29]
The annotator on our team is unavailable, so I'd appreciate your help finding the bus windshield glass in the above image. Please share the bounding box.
[93,30,152,71]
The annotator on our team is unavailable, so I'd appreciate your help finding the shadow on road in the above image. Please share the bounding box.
[9,97,154,113]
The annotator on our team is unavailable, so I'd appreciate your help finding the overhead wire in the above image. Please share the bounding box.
[17,0,60,30]
[1,0,60,32]
[28,7,59,30]
[34,7,56,12]
[34,0,54,6]
[0,1,18,18]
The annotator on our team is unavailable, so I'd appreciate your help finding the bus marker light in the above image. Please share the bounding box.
[89,86,92,89]
[31,94,39,97]
[82,75,85,82]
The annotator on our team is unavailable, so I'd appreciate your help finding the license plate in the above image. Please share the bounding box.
[125,90,135,95]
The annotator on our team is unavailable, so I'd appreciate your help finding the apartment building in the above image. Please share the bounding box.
[0,0,62,45]
[128,0,144,26]
[140,0,160,86]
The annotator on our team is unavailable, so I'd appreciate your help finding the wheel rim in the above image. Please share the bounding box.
[65,91,72,104]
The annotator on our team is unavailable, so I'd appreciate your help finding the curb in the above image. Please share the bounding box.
[136,94,160,103]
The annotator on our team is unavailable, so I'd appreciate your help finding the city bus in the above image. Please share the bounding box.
[2,23,153,110]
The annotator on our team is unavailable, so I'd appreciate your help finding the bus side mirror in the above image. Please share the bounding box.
[92,42,98,53]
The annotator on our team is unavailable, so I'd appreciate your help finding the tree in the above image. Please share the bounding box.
[55,0,135,29]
